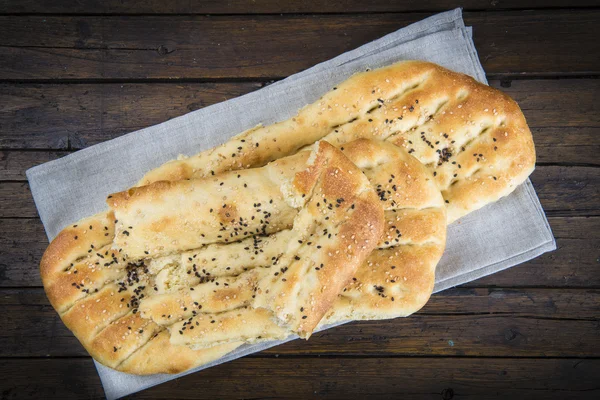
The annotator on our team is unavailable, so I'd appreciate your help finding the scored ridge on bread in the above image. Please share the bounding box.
[170,140,446,350]
[140,60,535,223]
[40,59,533,374]
[40,141,384,373]
[324,139,446,323]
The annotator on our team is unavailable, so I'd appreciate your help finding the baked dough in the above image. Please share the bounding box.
[40,59,534,374]
[41,141,384,373]
[108,141,383,336]
[141,60,535,223]
[324,139,446,323]
[160,140,445,350]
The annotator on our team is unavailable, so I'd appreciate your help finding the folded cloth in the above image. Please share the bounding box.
[26,8,556,399]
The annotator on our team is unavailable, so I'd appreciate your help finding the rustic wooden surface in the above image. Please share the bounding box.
[0,1,599,399]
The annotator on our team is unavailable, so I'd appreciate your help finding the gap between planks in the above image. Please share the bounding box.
[1,74,600,85]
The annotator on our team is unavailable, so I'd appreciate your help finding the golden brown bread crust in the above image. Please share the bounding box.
[311,139,446,323]
[252,141,384,336]
[40,59,531,374]
[107,158,303,260]
[118,330,242,375]
[40,211,124,315]
[166,140,445,348]
[140,60,535,223]
[40,141,383,374]
[40,211,116,285]
[170,307,287,349]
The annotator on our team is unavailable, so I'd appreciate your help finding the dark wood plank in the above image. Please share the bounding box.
[1,0,597,14]
[7,130,593,171]
[0,151,68,179]
[0,359,105,400]
[0,357,597,399]
[0,182,35,217]
[488,79,600,166]
[0,216,597,290]
[489,79,600,129]
[464,216,600,287]
[531,166,600,217]
[0,82,262,149]
[0,11,598,80]
[0,218,46,287]
[528,127,598,166]
[0,211,597,289]
[1,287,598,358]
[1,80,598,168]
[1,166,597,219]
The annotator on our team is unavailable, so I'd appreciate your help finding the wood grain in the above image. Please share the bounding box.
[1,287,598,358]
[531,166,600,217]
[1,80,598,167]
[0,216,597,288]
[0,151,68,179]
[488,79,600,166]
[0,218,46,287]
[0,82,262,149]
[489,79,600,129]
[0,11,598,80]
[1,165,597,218]
[464,216,600,288]
[0,3,597,397]
[0,357,597,399]
[1,0,596,14]
[0,182,35,217]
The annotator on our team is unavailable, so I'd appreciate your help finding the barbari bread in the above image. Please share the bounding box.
[324,139,446,323]
[40,59,535,375]
[108,141,384,336]
[169,139,446,351]
[41,141,384,373]
[141,60,535,223]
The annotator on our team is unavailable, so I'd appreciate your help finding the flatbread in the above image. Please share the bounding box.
[170,140,446,349]
[41,142,384,373]
[141,60,535,223]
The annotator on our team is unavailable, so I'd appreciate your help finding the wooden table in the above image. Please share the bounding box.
[1,1,599,399]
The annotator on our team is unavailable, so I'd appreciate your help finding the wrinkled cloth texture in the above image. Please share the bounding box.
[26,8,556,399]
